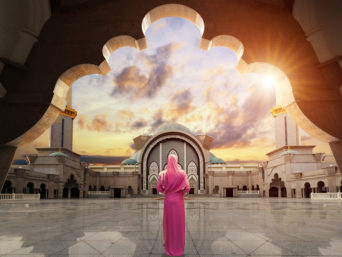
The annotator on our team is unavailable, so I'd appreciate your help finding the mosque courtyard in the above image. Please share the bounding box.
[0,198,341,257]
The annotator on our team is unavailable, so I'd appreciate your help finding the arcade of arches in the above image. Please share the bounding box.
[5,124,340,199]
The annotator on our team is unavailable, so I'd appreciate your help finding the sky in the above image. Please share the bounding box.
[15,17,332,162]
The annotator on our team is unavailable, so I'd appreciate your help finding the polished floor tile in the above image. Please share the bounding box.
[0,198,342,256]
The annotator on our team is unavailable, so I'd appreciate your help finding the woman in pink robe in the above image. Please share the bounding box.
[156,154,190,256]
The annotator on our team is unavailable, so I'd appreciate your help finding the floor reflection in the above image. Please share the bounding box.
[0,198,341,256]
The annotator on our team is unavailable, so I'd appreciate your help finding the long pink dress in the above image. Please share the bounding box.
[156,154,190,256]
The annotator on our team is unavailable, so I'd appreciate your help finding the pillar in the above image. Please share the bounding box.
[278,187,281,198]
[329,141,342,174]
[296,182,302,198]
[58,183,64,198]
[286,187,291,198]
[96,173,99,191]
[0,146,17,191]
[265,184,270,197]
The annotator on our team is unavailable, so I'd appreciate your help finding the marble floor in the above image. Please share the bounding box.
[0,197,341,257]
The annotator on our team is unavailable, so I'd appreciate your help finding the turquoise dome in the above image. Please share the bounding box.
[49,152,69,158]
[155,123,193,135]
[122,158,138,165]
[279,150,299,156]
[209,152,225,164]
[13,159,28,165]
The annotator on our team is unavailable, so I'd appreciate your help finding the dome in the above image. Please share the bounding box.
[209,152,225,164]
[279,150,299,156]
[12,159,28,165]
[155,123,193,135]
[122,158,138,165]
[49,152,69,158]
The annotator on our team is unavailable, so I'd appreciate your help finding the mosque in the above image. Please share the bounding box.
[1,1,342,199]
[3,101,341,199]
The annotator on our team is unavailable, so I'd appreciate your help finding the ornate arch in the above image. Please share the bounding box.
[140,131,206,192]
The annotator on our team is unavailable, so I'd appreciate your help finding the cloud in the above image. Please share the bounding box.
[117,110,135,119]
[207,85,275,148]
[86,114,112,132]
[165,89,195,117]
[151,109,165,131]
[77,114,87,129]
[112,43,182,99]
[132,120,147,130]
[112,66,148,95]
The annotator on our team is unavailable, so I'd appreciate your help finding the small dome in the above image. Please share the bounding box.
[49,152,69,158]
[155,123,193,135]
[122,158,138,165]
[209,152,225,164]
[13,159,28,165]
[279,150,299,156]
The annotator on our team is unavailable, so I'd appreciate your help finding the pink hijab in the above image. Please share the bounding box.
[159,154,189,194]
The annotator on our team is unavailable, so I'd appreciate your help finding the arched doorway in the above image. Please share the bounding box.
[304,182,311,198]
[1,180,12,193]
[269,187,278,197]
[189,177,197,194]
[127,186,133,195]
[150,177,158,195]
[26,182,34,194]
[89,185,92,191]
[39,184,47,199]
[269,173,286,198]
[242,185,247,191]
[70,187,80,198]
[213,185,219,194]
[317,181,326,193]
[281,187,287,197]
[63,175,79,198]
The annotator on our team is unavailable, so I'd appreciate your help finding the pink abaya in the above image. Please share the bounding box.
[156,154,190,256]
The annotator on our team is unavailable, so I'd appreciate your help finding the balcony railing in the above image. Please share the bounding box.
[87,191,110,198]
[311,192,342,200]
[0,194,40,200]
[237,190,260,194]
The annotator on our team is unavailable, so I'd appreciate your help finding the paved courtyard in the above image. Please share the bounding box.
[0,197,341,257]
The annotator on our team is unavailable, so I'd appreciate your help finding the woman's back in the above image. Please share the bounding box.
[156,154,190,256]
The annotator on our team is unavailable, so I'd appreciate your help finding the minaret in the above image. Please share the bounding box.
[271,106,301,149]
[50,88,77,151]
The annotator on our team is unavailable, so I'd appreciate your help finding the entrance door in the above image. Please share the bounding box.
[189,188,194,194]
[226,188,233,197]
[269,187,278,197]
[152,188,157,194]
[114,188,121,198]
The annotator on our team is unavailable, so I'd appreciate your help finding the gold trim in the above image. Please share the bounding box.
[271,106,286,117]
[60,106,77,119]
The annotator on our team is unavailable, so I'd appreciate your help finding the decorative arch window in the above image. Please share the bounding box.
[168,149,178,159]
[188,161,197,176]
[149,162,159,175]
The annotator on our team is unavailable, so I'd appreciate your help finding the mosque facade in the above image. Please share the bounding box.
[3,116,341,198]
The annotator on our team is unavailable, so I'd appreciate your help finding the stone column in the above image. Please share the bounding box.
[286,187,292,198]
[330,141,342,173]
[96,173,99,190]
[278,187,281,198]
[68,188,71,199]
[48,175,56,199]
[184,142,186,173]
[265,184,270,197]
[159,143,162,172]
[58,183,64,198]
[0,146,17,191]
